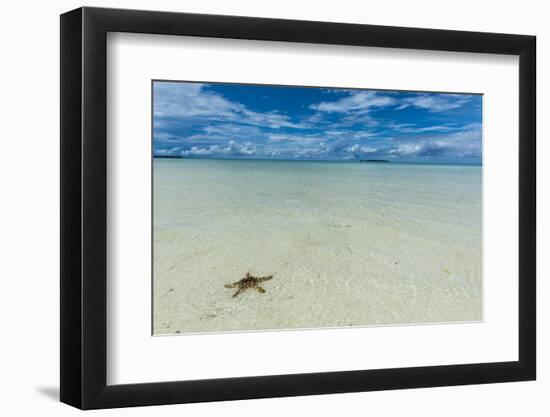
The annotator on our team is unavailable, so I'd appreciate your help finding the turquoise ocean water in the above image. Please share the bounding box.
[153,159,482,334]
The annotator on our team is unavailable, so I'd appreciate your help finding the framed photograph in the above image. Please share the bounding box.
[60,7,536,409]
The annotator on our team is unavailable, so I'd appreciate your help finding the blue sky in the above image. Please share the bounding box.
[153,81,482,164]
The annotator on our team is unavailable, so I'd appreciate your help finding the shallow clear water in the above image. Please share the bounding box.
[153,159,482,335]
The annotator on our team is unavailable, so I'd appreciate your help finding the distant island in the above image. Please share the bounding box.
[360,159,390,163]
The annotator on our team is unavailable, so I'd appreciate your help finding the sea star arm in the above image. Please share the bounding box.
[232,287,246,298]
[256,275,273,283]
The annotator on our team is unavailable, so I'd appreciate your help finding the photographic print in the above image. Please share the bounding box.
[153,81,482,335]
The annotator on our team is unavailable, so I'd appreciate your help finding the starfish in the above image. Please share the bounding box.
[224,273,273,298]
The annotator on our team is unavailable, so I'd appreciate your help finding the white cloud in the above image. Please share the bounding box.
[345,144,377,154]
[310,91,396,113]
[391,143,423,155]
[396,94,471,112]
[154,83,481,161]
[153,132,182,144]
[155,146,182,155]
[202,124,261,137]
[154,82,236,118]
[395,125,458,133]
[181,140,257,156]
[154,82,309,129]
[352,131,378,139]
[387,123,482,158]
[267,133,322,144]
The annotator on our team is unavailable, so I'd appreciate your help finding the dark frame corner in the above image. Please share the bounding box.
[60,6,536,409]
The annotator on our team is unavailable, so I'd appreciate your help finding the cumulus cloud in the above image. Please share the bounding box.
[345,144,377,154]
[181,140,257,157]
[154,81,482,163]
[390,143,423,155]
[386,124,482,159]
[155,146,182,155]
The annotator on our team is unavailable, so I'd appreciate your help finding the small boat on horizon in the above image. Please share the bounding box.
[359,159,390,163]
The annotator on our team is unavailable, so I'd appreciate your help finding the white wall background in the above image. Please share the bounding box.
[0,0,546,415]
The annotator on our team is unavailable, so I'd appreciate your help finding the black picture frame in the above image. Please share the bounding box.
[60,6,536,410]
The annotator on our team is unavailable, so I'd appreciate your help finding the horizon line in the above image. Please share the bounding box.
[152,155,482,166]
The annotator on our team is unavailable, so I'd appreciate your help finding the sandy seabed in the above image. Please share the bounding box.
[153,159,482,335]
